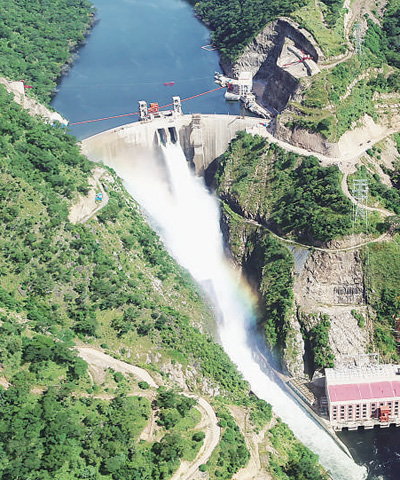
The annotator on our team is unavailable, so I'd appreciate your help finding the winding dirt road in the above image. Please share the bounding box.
[170,396,221,480]
[230,405,272,480]
[75,346,158,387]
[341,172,393,217]
[76,347,221,479]
[247,121,400,173]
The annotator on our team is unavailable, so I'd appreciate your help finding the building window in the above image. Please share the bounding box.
[395,401,399,415]
[362,404,367,418]
[340,405,345,420]
[348,405,353,420]
[332,405,337,420]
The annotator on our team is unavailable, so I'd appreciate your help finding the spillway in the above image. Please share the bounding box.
[109,143,367,480]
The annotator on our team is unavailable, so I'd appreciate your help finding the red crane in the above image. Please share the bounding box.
[282,55,313,69]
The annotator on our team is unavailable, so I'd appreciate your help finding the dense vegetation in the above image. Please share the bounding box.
[217,133,353,244]
[308,314,335,371]
[319,0,344,27]
[0,0,94,102]
[0,372,208,480]
[0,385,150,479]
[256,233,294,352]
[246,230,294,353]
[268,420,330,480]
[0,298,253,477]
[364,241,400,362]
[194,0,306,60]
[204,407,250,478]
[383,0,400,69]
[271,155,352,241]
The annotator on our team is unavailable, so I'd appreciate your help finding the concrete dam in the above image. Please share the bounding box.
[81,113,264,175]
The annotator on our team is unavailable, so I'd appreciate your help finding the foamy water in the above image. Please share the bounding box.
[109,143,367,480]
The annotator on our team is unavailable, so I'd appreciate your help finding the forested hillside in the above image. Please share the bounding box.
[271,0,400,141]
[217,133,354,244]
[0,1,332,479]
[0,0,94,101]
[216,133,356,365]
[194,0,306,60]
[383,0,400,68]
[0,84,254,478]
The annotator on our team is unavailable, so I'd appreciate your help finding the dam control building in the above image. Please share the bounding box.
[325,359,400,430]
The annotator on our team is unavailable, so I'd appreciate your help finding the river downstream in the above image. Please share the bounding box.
[52,0,400,478]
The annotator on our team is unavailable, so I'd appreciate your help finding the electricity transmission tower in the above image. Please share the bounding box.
[352,178,369,227]
[354,22,363,56]
[352,177,370,279]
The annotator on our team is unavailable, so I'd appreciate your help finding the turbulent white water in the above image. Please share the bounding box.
[112,143,367,480]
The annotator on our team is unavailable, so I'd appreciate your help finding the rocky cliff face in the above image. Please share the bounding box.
[215,133,372,376]
[293,245,370,367]
[275,122,341,157]
[0,77,67,125]
[221,221,371,377]
[220,199,370,377]
[262,241,371,377]
[282,309,306,377]
[221,18,323,113]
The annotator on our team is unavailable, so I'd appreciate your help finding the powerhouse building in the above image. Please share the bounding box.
[325,363,400,430]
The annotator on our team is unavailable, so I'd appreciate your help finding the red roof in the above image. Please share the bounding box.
[328,380,400,403]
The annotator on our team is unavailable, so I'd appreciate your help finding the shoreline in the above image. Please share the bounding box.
[51,14,99,100]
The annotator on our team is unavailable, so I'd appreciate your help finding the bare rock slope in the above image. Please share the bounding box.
[0,77,67,125]
[293,246,370,364]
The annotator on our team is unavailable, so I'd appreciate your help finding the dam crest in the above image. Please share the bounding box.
[81,112,264,176]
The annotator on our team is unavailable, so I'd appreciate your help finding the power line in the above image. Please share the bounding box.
[69,86,225,126]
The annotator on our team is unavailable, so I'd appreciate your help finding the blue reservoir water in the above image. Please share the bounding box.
[51,0,242,139]
[51,0,400,477]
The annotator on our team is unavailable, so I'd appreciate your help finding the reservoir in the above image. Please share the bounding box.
[51,0,241,139]
[52,0,400,478]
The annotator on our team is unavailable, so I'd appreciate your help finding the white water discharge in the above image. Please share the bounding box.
[112,143,367,480]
